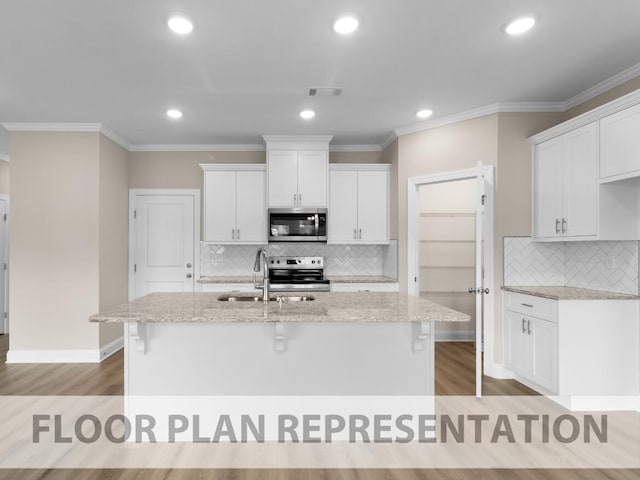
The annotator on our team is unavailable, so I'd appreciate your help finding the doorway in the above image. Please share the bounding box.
[407,166,495,397]
[0,195,7,334]
[129,189,200,300]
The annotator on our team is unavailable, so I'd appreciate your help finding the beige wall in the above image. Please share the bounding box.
[0,160,8,195]
[397,114,499,293]
[9,132,101,351]
[329,151,384,164]
[129,151,265,189]
[98,136,128,347]
[381,139,399,239]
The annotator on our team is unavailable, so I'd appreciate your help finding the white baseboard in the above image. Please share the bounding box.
[7,349,100,363]
[435,331,474,342]
[484,363,515,379]
[6,336,124,363]
[100,336,124,361]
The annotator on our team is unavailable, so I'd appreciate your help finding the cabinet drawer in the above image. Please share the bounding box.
[504,292,557,322]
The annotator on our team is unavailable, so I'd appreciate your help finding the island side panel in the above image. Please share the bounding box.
[124,321,434,396]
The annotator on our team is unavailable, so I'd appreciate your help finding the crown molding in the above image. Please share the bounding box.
[329,144,381,152]
[562,61,640,111]
[129,144,265,152]
[0,154,9,162]
[528,87,640,144]
[0,122,131,150]
[379,132,398,151]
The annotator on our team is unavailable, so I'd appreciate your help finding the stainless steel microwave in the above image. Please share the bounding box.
[268,208,327,243]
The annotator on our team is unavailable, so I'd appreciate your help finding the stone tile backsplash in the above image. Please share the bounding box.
[201,243,392,277]
[504,237,639,295]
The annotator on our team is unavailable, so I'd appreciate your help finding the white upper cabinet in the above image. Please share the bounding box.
[600,102,640,181]
[529,90,640,242]
[328,164,390,244]
[264,136,332,208]
[201,164,266,244]
[533,123,597,240]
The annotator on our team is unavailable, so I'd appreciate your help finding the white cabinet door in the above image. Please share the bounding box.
[268,150,298,207]
[600,102,640,180]
[530,317,558,392]
[204,171,236,242]
[533,137,563,238]
[505,310,528,376]
[328,170,358,243]
[563,123,597,237]
[357,171,388,243]
[297,150,328,207]
[236,170,267,243]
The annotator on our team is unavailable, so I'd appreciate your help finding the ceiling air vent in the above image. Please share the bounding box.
[306,87,343,97]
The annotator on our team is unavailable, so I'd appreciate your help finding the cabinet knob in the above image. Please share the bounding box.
[186,263,192,269]
[186,273,192,279]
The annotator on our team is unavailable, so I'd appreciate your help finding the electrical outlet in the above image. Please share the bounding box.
[606,254,617,269]
[214,253,224,262]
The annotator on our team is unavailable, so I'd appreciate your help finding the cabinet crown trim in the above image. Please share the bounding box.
[263,135,333,150]
[329,163,391,172]
[200,163,266,172]
[528,88,640,145]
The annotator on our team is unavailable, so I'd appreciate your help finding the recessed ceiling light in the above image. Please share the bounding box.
[416,109,433,120]
[333,15,359,34]
[166,109,183,119]
[300,109,316,120]
[504,16,536,35]
[168,16,194,34]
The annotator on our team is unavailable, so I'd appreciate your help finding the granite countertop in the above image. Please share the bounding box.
[90,292,469,324]
[325,275,398,283]
[502,286,640,300]
[197,275,398,284]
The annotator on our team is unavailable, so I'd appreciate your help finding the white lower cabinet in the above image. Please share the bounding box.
[200,283,256,293]
[504,291,640,409]
[505,308,558,392]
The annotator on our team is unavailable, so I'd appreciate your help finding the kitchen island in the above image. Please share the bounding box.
[90,292,469,396]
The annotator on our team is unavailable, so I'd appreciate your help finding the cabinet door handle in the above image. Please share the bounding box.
[359,228,362,239]
[527,320,532,335]
[237,229,240,240]
[353,228,357,239]
[555,219,560,234]
[299,193,302,205]
[521,303,533,308]
[231,229,235,240]
[522,318,527,333]
[562,218,567,234]
[293,194,297,206]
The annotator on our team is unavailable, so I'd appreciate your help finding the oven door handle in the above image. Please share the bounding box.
[315,213,319,234]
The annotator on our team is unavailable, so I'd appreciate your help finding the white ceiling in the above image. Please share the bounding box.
[1,0,640,152]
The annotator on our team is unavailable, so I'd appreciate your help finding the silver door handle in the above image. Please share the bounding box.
[359,228,362,239]
[299,193,302,205]
[232,229,235,239]
[555,219,560,234]
[527,320,532,335]
[522,318,526,333]
[186,263,192,268]
[354,228,357,239]
[294,194,297,206]
[186,273,192,278]
[237,229,240,240]
[562,218,567,234]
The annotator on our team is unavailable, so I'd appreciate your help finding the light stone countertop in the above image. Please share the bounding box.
[502,286,640,300]
[197,275,398,284]
[90,292,469,323]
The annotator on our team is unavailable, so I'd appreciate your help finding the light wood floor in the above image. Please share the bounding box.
[0,334,636,479]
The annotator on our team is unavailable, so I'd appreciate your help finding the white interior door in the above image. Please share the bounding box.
[0,197,6,334]
[132,193,196,299]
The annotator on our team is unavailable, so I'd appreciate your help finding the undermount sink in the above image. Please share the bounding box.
[217,294,315,302]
